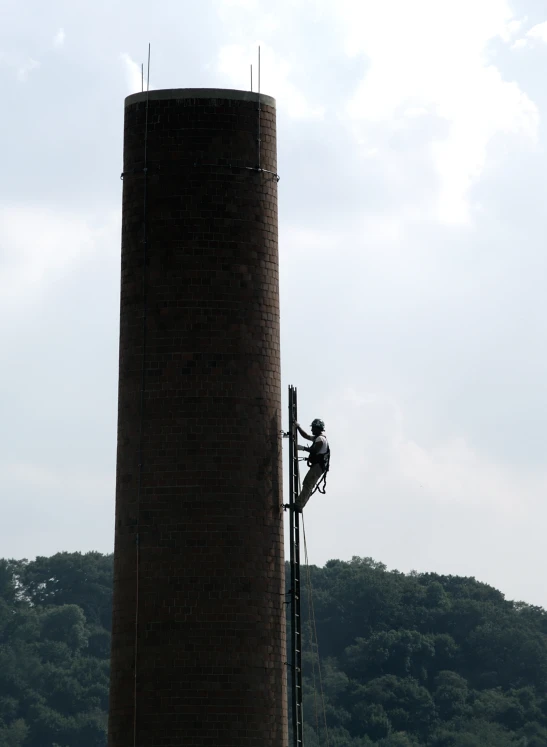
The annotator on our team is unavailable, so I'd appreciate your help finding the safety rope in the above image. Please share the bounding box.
[305,558,320,738]
[302,517,330,747]
[310,470,327,498]
[297,468,319,735]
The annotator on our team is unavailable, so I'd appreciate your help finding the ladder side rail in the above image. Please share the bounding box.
[294,508,303,745]
[288,386,298,747]
[291,386,304,746]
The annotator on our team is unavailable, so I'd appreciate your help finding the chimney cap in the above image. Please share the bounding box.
[125,88,276,108]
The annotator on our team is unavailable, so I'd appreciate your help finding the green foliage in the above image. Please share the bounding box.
[1,550,547,747]
[41,605,88,653]
[291,557,547,746]
[0,718,29,747]
[433,671,470,721]
[18,552,113,630]
[0,552,111,747]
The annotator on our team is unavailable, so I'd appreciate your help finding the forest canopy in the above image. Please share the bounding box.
[1,552,547,746]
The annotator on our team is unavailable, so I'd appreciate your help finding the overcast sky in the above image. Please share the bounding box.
[2,0,547,608]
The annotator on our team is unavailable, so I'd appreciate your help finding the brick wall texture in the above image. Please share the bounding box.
[108,90,287,747]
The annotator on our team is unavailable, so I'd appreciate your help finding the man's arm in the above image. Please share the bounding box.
[295,422,314,441]
[297,437,323,457]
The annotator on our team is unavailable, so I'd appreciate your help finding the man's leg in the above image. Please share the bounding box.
[295,464,323,511]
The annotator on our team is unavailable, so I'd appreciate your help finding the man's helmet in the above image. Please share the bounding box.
[311,418,325,430]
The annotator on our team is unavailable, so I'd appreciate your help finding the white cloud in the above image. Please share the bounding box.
[214,1,323,119]
[403,107,429,119]
[512,20,547,49]
[1,461,112,501]
[220,0,258,8]
[120,52,144,94]
[503,17,526,40]
[0,50,40,81]
[0,461,115,559]
[333,387,547,517]
[0,205,115,309]
[217,0,280,34]
[512,38,529,49]
[527,20,547,43]
[217,43,324,119]
[17,57,40,81]
[297,387,547,604]
[336,0,538,224]
[396,435,541,516]
[53,28,65,48]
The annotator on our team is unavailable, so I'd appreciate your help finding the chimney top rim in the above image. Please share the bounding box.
[125,88,276,108]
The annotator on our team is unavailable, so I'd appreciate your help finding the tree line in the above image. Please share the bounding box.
[1,552,547,746]
[295,557,547,746]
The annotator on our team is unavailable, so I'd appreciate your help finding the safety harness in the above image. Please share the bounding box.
[308,439,330,496]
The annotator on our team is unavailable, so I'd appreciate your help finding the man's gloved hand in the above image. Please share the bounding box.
[297,445,310,452]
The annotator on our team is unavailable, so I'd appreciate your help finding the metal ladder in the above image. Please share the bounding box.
[288,384,304,747]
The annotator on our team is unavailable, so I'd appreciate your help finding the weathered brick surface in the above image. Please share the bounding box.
[108,91,287,747]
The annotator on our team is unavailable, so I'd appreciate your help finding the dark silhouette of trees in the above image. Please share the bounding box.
[1,551,547,746]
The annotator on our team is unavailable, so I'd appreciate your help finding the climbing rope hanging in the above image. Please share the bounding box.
[297,470,320,737]
[302,514,330,747]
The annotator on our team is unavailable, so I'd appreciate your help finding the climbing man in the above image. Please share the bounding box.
[294,418,330,511]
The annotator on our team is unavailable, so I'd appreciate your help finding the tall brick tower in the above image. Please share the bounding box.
[108,89,286,747]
